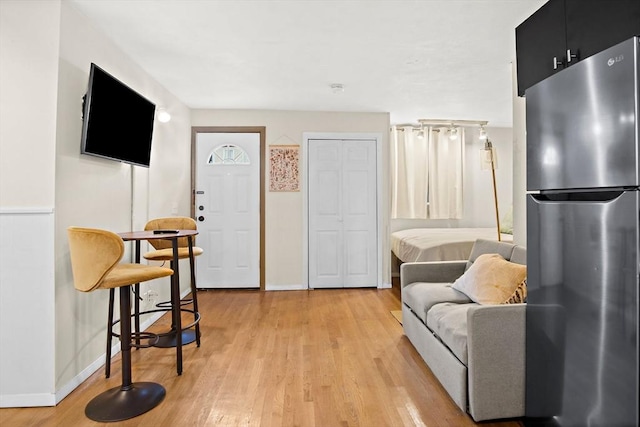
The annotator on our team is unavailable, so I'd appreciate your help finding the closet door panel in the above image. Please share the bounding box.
[343,141,377,288]
[308,139,377,288]
[308,140,343,288]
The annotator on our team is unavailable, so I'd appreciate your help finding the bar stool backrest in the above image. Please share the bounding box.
[144,217,197,250]
[67,227,124,292]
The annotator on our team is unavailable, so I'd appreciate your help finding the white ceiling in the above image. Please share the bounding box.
[68,0,546,127]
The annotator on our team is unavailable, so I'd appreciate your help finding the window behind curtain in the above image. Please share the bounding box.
[390,126,464,219]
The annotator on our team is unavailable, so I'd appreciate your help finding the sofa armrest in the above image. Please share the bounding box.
[400,261,467,288]
[466,303,526,421]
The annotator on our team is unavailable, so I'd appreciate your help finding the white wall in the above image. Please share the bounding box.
[390,126,514,233]
[191,110,391,288]
[512,62,527,246]
[0,0,60,407]
[0,0,59,208]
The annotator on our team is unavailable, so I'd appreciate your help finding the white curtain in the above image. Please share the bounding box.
[391,126,428,218]
[391,126,464,219]
[428,128,464,219]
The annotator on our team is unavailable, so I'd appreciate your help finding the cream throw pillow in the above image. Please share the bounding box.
[452,253,527,305]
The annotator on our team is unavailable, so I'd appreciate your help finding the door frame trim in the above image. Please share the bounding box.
[302,132,383,289]
[191,126,266,290]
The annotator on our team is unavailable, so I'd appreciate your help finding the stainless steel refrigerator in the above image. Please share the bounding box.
[525,36,639,427]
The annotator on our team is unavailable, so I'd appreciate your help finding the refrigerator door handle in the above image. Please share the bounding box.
[530,190,625,204]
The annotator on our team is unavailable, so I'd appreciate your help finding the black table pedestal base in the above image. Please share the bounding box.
[85,382,165,422]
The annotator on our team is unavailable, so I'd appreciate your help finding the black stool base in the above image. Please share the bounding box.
[85,382,165,422]
[154,329,197,348]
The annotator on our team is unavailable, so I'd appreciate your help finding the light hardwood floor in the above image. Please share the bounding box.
[0,288,524,427]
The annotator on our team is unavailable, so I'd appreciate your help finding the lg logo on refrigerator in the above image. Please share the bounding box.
[607,55,624,66]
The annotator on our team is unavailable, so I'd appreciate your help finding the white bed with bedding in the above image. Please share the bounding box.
[391,228,513,263]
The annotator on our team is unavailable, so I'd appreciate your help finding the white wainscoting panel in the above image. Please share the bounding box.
[0,209,56,407]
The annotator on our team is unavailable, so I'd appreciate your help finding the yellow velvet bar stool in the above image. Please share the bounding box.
[143,216,203,347]
[68,227,173,422]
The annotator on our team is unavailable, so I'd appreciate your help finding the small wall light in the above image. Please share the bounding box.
[157,108,171,123]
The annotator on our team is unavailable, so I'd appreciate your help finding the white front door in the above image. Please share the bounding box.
[195,132,260,288]
[308,138,378,288]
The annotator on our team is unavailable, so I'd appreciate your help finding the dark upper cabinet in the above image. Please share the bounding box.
[565,0,640,60]
[515,0,640,96]
[515,0,566,97]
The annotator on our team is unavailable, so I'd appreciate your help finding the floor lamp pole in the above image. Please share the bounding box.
[483,140,501,242]
[490,159,501,241]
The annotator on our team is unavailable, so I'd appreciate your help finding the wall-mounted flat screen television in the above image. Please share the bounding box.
[81,63,156,167]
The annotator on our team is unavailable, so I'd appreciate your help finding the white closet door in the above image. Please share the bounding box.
[342,141,378,287]
[308,139,377,288]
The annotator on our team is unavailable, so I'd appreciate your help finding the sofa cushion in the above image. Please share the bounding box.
[426,302,473,365]
[402,282,472,323]
[466,239,516,270]
[452,253,527,305]
[506,279,527,303]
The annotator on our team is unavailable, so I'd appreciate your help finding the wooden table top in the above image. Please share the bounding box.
[118,229,198,241]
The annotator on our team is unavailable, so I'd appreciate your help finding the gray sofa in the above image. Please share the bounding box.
[400,239,526,421]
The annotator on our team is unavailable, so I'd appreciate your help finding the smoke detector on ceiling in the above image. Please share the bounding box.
[330,83,344,93]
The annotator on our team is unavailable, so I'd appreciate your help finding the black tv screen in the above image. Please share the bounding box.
[81,63,156,167]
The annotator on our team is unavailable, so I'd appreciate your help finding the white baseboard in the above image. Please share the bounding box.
[0,392,56,408]
[54,347,116,406]
[265,284,307,291]
[266,283,392,290]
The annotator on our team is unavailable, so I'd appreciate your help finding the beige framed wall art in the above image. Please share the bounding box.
[269,145,300,192]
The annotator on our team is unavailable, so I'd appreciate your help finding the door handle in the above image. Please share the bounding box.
[566,48,578,63]
[198,216,205,222]
[198,205,204,211]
